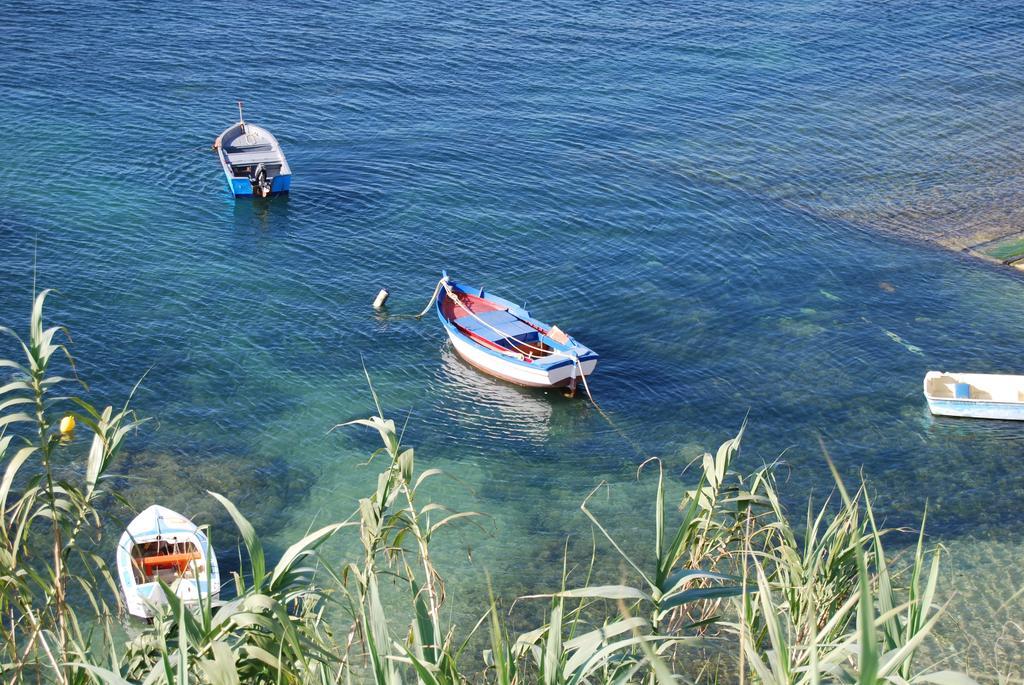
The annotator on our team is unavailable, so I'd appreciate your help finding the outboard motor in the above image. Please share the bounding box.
[250,163,272,197]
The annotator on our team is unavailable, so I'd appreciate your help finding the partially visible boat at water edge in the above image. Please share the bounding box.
[924,370,1024,420]
[213,101,291,198]
[434,272,598,390]
[116,505,220,619]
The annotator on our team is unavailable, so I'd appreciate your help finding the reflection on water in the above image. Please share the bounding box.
[232,194,291,232]
[429,345,554,446]
[924,410,1024,443]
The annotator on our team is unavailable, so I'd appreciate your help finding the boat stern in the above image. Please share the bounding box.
[228,176,253,197]
[271,173,291,193]
[225,172,290,198]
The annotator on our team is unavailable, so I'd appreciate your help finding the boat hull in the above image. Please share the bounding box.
[926,398,1024,421]
[448,329,597,388]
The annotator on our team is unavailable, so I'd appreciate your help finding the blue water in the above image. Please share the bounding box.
[3,0,1024,668]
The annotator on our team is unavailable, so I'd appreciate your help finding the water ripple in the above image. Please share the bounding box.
[3,0,1024,670]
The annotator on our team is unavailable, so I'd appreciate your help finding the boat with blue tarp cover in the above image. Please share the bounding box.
[213,101,291,198]
[434,272,598,389]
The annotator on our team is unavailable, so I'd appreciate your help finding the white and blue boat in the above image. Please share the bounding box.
[116,505,220,619]
[435,273,598,389]
[924,370,1024,420]
[213,102,291,198]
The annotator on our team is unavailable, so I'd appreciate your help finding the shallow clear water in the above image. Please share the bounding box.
[3,0,1024,671]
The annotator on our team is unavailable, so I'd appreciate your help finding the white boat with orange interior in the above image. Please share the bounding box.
[116,505,220,619]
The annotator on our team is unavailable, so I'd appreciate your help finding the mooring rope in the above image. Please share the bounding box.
[570,356,653,462]
[413,278,446,319]
[374,278,445,321]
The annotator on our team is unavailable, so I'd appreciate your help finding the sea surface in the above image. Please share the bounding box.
[2,0,1024,671]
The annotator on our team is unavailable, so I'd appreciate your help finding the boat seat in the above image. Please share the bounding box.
[226,151,282,166]
[455,309,538,344]
[225,143,272,153]
[143,551,201,573]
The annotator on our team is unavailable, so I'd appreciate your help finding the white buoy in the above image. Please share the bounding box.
[373,288,390,309]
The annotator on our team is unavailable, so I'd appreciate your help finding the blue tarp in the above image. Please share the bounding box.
[454,309,537,344]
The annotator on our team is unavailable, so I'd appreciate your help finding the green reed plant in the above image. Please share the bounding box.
[865,501,941,682]
[553,424,760,637]
[742,470,872,653]
[732,452,976,685]
[0,292,990,684]
[500,425,773,684]
[328,375,482,685]
[0,290,143,683]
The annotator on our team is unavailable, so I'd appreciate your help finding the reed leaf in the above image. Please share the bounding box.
[485,583,516,685]
[267,522,345,592]
[67,664,134,685]
[209,490,265,591]
[196,641,241,685]
[532,585,654,603]
[914,671,982,685]
[542,599,564,685]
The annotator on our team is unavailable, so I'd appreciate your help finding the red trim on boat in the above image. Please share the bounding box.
[440,292,504,320]
[440,289,549,361]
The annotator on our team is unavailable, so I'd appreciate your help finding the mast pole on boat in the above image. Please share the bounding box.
[237,100,245,133]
